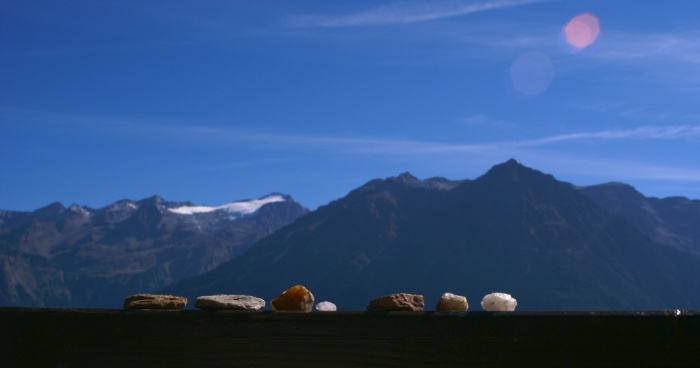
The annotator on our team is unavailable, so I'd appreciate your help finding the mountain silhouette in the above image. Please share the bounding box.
[0,194,308,307]
[578,182,700,255]
[165,159,700,310]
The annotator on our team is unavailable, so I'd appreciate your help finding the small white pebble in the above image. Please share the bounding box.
[315,301,337,311]
[481,292,517,311]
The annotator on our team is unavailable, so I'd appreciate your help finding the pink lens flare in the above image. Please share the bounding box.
[564,13,600,50]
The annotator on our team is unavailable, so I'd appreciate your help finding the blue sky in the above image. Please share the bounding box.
[2,0,700,211]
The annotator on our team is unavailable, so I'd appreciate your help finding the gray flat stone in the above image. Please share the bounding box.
[195,294,265,310]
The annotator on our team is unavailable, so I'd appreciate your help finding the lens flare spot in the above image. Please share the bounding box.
[564,13,600,50]
[506,52,554,98]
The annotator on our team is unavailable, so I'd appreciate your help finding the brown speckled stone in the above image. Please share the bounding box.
[367,293,424,312]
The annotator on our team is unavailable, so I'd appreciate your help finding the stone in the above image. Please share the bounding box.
[123,294,187,310]
[435,292,469,312]
[481,292,517,311]
[315,301,337,311]
[271,285,314,312]
[195,295,265,310]
[367,293,424,312]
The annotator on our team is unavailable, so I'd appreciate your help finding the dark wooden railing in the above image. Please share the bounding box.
[2,308,699,367]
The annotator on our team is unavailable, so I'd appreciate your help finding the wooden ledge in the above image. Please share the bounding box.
[2,308,699,367]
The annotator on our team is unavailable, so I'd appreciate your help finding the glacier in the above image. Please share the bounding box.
[168,195,286,216]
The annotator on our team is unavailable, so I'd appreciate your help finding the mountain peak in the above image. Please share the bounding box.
[477,159,552,186]
[37,202,66,212]
[139,195,164,204]
[355,173,462,196]
[490,158,526,172]
[165,159,700,311]
[33,202,67,220]
[393,172,420,185]
[68,204,91,216]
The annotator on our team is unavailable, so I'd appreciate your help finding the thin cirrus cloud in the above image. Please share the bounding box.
[522,125,700,147]
[290,0,553,28]
[578,30,700,87]
[525,154,700,184]
[181,124,700,184]
[203,125,700,185]
[6,107,699,153]
[5,107,699,183]
[179,123,700,156]
[591,30,700,64]
[5,107,700,186]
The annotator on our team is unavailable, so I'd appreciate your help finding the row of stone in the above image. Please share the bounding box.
[123,285,517,312]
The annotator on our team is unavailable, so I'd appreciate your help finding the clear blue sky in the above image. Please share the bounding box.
[2,0,700,211]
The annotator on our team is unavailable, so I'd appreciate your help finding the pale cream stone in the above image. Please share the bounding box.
[435,292,469,311]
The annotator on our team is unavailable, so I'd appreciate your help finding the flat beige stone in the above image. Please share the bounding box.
[123,294,187,310]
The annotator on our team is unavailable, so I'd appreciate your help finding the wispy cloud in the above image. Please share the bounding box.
[570,30,700,91]
[290,0,553,28]
[7,106,699,153]
[521,125,700,146]
[592,31,700,65]
[520,153,700,186]
[6,106,700,186]
[458,114,512,127]
[176,124,700,163]
[180,125,494,154]
[566,101,700,127]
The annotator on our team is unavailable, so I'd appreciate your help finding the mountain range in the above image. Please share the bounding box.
[164,160,700,311]
[0,194,308,307]
[3,159,700,310]
[578,183,700,255]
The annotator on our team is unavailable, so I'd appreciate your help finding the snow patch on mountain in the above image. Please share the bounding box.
[68,204,91,216]
[168,195,286,216]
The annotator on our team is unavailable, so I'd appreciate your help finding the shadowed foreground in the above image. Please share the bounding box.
[1,308,699,367]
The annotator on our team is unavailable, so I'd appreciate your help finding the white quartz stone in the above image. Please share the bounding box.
[315,301,337,311]
[481,292,517,311]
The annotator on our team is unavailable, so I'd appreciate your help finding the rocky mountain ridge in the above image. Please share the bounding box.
[0,194,308,308]
[577,182,700,255]
[165,160,700,311]
[4,159,700,310]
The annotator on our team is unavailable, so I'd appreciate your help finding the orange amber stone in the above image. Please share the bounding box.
[271,285,315,312]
